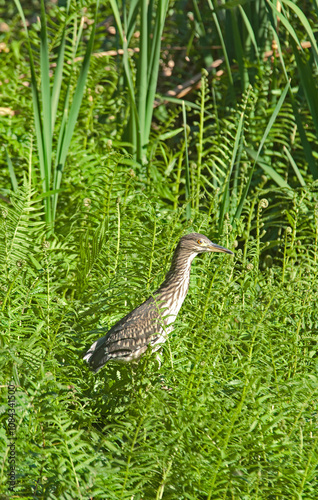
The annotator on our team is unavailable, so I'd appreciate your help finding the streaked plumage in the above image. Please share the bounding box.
[83,233,233,372]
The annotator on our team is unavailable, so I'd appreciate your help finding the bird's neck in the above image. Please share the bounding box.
[151,247,198,325]
[156,248,196,299]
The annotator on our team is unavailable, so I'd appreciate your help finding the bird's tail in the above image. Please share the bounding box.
[83,335,108,373]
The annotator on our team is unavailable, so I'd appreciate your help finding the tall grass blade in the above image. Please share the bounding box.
[13,0,50,221]
[283,146,306,187]
[195,73,206,211]
[110,0,169,164]
[126,0,140,43]
[144,0,169,145]
[219,101,246,234]
[136,0,148,160]
[238,5,259,60]
[40,0,52,194]
[6,149,18,192]
[246,148,292,189]
[266,1,318,179]
[207,0,234,90]
[265,1,289,80]
[53,16,84,182]
[291,102,318,179]
[230,8,249,91]
[109,0,139,157]
[233,80,290,224]
[14,0,99,227]
[52,1,100,221]
[267,0,302,49]
[51,1,71,130]
[292,41,318,140]
[281,0,318,68]
[182,101,191,220]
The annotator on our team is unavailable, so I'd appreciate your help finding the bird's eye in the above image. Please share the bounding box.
[197,239,202,244]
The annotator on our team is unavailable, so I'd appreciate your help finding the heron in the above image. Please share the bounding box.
[83,233,233,372]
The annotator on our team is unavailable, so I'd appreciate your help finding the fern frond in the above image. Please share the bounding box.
[0,181,44,277]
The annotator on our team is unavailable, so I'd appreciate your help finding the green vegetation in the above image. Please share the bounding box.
[1,0,318,498]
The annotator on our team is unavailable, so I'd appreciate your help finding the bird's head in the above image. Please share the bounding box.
[179,233,233,256]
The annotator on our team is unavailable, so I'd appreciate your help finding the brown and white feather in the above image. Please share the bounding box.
[83,233,233,372]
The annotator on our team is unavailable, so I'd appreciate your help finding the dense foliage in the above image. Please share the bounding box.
[1,0,318,498]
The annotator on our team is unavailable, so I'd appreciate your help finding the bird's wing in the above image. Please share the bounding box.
[83,295,168,371]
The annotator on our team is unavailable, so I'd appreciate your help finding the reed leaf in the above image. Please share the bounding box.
[110,0,171,165]
[13,0,99,228]
[233,80,290,224]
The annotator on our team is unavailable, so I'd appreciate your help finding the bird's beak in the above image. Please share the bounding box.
[208,242,234,254]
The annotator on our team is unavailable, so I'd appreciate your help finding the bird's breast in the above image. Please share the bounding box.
[159,276,190,326]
